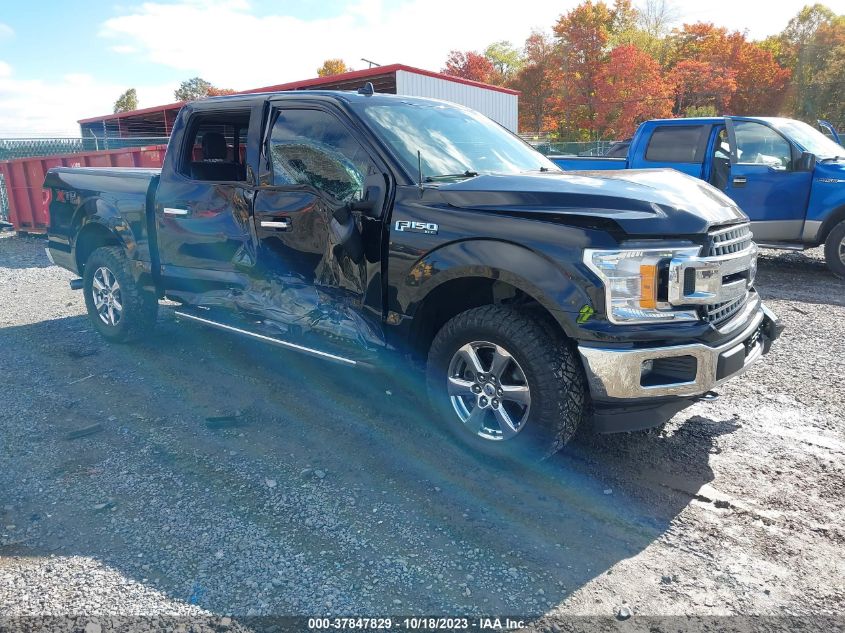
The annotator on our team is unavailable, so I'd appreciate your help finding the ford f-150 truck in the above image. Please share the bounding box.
[44,88,782,456]
[552,116,845,277]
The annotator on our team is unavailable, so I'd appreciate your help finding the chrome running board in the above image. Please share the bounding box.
[174,310,358,366]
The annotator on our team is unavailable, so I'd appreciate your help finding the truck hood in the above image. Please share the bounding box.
[437,169,747,236]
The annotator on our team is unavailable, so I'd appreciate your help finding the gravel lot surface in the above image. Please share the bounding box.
[0,233,843,630]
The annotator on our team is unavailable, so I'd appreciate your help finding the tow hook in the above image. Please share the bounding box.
[69,278,83,290]
[697,390,719,402]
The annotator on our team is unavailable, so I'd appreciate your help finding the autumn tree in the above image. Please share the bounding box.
[595,44,673,137]
[668,60,736,114]
[113,88,138,113]
[442,50,495,83]
[317,59,349,77]
[511,31,561,135]
[667,22,745,70]
[730,43,791,114]
[553,1,615,136]
[207,86,237,96]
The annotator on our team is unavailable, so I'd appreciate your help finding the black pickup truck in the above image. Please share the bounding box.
[44,87,783,455]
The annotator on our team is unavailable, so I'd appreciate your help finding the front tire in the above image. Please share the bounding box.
[82,246,158,343]
[426,305,586,458]
[824,219,845,279]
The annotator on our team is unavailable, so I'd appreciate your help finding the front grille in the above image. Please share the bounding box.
[703,223,754,325]
[705,223,754,257]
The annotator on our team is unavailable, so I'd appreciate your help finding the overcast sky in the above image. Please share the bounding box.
[0,0,842,136]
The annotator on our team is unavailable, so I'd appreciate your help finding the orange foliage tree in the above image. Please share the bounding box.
[317,59,349,77]
[442,50,495,83]
[552,0,615,134]
[730,43,791,114]
[439,0,798,136]
[668,60,737,114]
[207,86,236,96]
[595,44,674,137]
[511,32,561,135]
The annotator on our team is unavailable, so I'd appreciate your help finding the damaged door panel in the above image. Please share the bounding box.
[240,106,387,354]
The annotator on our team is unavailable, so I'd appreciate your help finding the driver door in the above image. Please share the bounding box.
[724,118,812,243]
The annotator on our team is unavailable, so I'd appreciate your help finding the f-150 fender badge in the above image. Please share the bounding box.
[395,220,438,235]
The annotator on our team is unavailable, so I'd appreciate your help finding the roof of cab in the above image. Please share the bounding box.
[185,89,462,111]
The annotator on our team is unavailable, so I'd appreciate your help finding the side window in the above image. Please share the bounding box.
[645,125,706,163]
[734,121,792,170]
[268,109,377,202]
[180,113,250,182]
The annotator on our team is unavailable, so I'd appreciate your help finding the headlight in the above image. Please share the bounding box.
[584,247,702,324]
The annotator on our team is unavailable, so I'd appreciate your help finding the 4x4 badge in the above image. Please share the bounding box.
[577,304,595,324]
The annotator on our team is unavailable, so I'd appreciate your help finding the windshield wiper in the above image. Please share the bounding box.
[424,170,479,182]
[820,156,843,163]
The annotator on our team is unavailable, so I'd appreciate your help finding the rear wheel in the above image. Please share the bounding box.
[824,219,845,279]
[83,246,157,342]
[426,305,586,458]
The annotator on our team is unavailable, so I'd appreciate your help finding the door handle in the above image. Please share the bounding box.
[260,219,291,230]
[163,207,190,217]
[732,176,747,187]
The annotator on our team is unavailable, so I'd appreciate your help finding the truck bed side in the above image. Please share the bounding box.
[44,167,160,283]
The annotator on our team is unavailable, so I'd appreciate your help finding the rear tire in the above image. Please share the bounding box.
[824,219,845,279]
[426,305,586,458]
[82,246,158,343]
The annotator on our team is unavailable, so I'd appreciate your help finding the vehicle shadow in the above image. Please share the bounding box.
[0,311,731,620]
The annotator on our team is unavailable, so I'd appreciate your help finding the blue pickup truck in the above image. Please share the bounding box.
[552,117,845,277]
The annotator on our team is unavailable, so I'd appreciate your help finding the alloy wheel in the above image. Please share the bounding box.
[91,266,123,326]
[446,341,531,441]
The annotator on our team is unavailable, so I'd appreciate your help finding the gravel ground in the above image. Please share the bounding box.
[0,232,843,630]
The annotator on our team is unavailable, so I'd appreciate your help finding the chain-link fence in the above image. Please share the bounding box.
[0,172,9,224]
[0,137,170,222]
[521,137,620,157]
[0,136,170,161]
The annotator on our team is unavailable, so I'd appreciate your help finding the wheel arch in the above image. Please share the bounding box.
[818,204,845,244]
[73,199,136,275]
[402,240,589,359]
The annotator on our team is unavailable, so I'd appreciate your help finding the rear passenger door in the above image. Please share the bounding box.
[640,124,710,178]
[155,108,258,295]
[250,103,389,354]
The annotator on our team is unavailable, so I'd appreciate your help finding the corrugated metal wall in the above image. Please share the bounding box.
[395,70,518,131]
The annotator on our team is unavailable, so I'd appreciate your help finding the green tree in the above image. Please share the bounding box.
[174,77,213,101]
[113,88,138,113]
[483,41,524,83]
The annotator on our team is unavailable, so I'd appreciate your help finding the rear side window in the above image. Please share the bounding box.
[180,113,251,182]
[645,125,707,163]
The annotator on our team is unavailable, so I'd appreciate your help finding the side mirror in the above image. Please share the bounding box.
[798,151,817,172]
[348,174,387,218]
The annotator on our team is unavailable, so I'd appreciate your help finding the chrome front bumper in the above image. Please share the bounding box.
[578,304,781,400]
